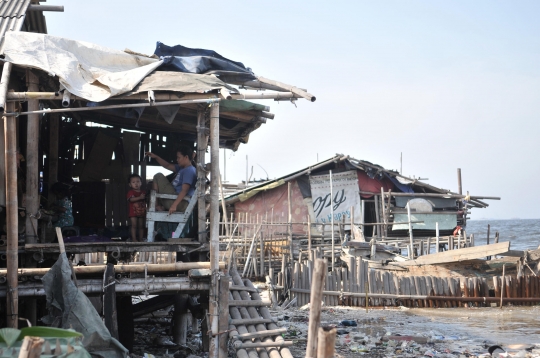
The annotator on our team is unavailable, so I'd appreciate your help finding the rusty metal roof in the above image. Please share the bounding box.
[0,0,46,53]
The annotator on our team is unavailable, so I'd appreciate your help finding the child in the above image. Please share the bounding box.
[50,182,74,228]
[127,174,146,242]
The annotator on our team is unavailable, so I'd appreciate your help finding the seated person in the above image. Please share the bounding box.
[145,146,196,214]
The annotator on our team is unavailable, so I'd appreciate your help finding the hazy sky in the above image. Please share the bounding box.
[45,1,540,220]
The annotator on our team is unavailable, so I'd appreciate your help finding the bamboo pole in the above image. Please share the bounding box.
[209,101,220,358]
[306,258,327,358]
[0,261,225,277]
[5,100,18,328]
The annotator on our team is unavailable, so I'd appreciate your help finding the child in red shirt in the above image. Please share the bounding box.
[127,174,146,242]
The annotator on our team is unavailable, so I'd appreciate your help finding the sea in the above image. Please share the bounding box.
[465,218,540,251]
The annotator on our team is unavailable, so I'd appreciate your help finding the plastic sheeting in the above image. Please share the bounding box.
[42,253,128,358]
[3,32,162,102]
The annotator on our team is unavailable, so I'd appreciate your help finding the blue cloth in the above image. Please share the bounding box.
[385,173,414,193]
[171,164,197,197]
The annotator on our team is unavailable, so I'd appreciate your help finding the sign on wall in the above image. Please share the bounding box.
[309,170,361,227]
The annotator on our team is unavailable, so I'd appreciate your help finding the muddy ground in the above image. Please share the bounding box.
[129,296,540,358]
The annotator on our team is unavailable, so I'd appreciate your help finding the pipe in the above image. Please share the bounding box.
[0,254,6,261]
[0,277,6,284]
[27,5,65,12]
[61,90,71,107]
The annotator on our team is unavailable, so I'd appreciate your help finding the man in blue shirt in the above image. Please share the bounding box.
[145,146,197,214]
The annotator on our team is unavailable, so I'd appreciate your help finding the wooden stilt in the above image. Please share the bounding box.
[173,294,189,344]
[218,276,230,358]
[103,262,119,339]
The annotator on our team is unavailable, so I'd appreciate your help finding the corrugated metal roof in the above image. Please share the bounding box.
[0,0,31,53]
[0,0,47,54]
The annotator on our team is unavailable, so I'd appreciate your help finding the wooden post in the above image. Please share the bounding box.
[208,101,220,358]
[435,222,440,253]
[307,215,312,252]
[288,181,293,263]
[457,168,462,195]
[316,327,337,358]
[173,294,189,344]
[218,276,230,358]
[407,202,414,259]
[197,109,207,248]
[306,258,327,358]
[500,265,505,308]
[350,206,354,240]
[329,170,335,271]
[5,101,18,328]
[104,261,119,339]
[25,70,39,244]
[374,195,380,238]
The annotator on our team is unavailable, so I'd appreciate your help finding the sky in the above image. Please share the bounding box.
[44,1,540,220]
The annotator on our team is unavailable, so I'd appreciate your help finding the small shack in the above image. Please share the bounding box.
[223,154,499,257]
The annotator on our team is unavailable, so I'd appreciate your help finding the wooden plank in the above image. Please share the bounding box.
[401,242,511,266]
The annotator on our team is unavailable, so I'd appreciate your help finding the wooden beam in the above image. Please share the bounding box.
[400,242,511,266]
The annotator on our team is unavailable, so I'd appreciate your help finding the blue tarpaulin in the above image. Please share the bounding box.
[155,42,256,82]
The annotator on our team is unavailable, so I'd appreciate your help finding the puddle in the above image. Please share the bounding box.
[406,306,540,345]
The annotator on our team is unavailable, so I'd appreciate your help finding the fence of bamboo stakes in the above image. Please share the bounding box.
[277,253,540,309]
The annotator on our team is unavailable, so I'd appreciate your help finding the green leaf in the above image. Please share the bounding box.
[20,327,82,339]
[0,328,21,347]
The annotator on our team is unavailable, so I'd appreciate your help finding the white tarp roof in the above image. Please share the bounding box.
[2,31,163,102]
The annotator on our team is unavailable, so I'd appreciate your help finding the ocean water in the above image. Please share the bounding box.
[466,219,540,251]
